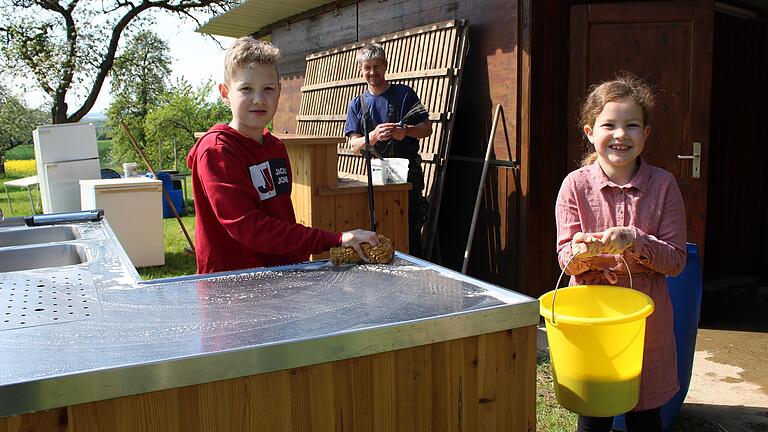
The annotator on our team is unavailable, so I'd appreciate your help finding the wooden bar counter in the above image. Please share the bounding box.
[280,134,410,254]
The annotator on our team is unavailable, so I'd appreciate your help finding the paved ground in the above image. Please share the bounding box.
[537,274,768,431]
[677,274,768,431]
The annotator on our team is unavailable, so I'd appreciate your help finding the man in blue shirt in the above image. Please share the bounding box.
[344,43,433,257]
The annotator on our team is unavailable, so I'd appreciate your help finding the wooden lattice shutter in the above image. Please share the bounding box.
[297,19,469,250]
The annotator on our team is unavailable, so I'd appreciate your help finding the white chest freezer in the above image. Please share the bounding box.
[80,177,164,268]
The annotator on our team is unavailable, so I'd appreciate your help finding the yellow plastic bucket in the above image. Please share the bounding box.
[539,284,654,417]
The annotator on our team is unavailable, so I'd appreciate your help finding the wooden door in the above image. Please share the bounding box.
[567,1,713,253]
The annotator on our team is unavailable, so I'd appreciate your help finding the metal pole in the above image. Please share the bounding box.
[3,184,13,215]
[119,121,195,253]
[362,114,377,231]
[462,104,503,274]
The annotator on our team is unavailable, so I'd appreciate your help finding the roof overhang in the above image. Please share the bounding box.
[196,0,335,38]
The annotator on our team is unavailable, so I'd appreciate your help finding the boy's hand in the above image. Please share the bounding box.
[341,230,379,262]
[594,227,635,254]
[571,232,601,257]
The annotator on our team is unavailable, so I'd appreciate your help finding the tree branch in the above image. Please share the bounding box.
[68,2,156,122]
[3,0,238,123]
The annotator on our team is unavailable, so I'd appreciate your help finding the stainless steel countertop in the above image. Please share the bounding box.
[0,219,538,417]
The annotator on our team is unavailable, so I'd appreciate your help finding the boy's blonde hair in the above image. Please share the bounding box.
[224,37,280,83]
[579,73,656,166]
[356,43,387,66]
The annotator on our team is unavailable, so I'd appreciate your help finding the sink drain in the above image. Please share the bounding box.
[0,269,99,331]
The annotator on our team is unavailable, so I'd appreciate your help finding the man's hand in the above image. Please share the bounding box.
[372,122,397,142]
[341,229,379,262]
[389,124,407,140]
[350,123,398,155]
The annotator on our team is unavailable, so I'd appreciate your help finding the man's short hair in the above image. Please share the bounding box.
[356,43,387,66]
[224,37,280,83]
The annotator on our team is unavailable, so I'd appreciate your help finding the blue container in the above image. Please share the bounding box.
[147,172,184,218]
[162,188,184,218]
[613,243,702,431]
[154,172,175,190]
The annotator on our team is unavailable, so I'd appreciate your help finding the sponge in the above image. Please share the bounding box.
[330,235,394,265]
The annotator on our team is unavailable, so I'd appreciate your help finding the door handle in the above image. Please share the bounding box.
[677,141,701,179]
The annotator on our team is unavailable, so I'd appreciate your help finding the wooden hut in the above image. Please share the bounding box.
[199,0,768,299]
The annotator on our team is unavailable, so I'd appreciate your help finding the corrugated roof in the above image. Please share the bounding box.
[196,0,332,38]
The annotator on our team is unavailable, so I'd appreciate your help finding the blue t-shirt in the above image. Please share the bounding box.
[344,84,428,162]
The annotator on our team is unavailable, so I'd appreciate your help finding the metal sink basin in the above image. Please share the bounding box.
[0,225,80,247]
[0,244,90,272]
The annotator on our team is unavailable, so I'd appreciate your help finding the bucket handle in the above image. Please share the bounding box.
[551,252,633,325]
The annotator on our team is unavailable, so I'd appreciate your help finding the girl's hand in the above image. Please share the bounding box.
[594,227,635,254]
[571,232,601,257]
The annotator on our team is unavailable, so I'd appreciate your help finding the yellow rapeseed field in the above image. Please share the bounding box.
[4,160,37,177]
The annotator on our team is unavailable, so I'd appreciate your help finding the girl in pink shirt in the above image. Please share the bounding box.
[555,75,687,432]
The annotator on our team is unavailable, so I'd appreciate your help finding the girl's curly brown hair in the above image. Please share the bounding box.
[579,73,656,166]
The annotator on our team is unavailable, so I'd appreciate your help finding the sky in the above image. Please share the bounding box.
[22,10,235,115]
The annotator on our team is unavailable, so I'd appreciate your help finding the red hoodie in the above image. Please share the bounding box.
[187,124,342,274]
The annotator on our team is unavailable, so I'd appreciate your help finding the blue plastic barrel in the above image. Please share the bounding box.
[146,172,184,218]
[613,243,702,431]
[154,172,174,191]
[162,188,183,218]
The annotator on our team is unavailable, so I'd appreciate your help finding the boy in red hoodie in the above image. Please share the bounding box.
[187,37,378,274]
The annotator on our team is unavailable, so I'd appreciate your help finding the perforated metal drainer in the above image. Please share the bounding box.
[0,268,99,331]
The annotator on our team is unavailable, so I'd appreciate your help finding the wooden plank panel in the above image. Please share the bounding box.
[0,408,67,432]
[289,362,334,430]
[315,141,339,188]
[300,68,454,92]
[3,329,536,431]
[286,144,313,226]
[297,20,469,256]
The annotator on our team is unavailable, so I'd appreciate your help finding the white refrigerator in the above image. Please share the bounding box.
[33,123,102,214]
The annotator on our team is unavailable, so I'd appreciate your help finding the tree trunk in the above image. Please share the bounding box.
[52,101,69,124]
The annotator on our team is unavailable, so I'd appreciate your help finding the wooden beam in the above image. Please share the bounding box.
[305,20,463,60]
[297,112,444,122]
[300,68,456,92]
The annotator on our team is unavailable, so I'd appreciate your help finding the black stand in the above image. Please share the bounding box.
[361,114,377,232]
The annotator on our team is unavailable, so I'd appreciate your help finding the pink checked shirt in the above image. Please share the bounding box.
[555,158,687,411]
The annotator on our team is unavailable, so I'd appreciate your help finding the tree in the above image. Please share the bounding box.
[136,79,229,171]
[0,85,49,174]
[106,30,171,168]
[0,0,237,124]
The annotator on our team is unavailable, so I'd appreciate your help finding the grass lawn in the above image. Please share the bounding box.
[537,353,578,431]
[4,144,35,160]
[136,213,197,280]
[0,173,39,216]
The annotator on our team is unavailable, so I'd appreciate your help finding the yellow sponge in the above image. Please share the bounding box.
[330,235,394,265]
